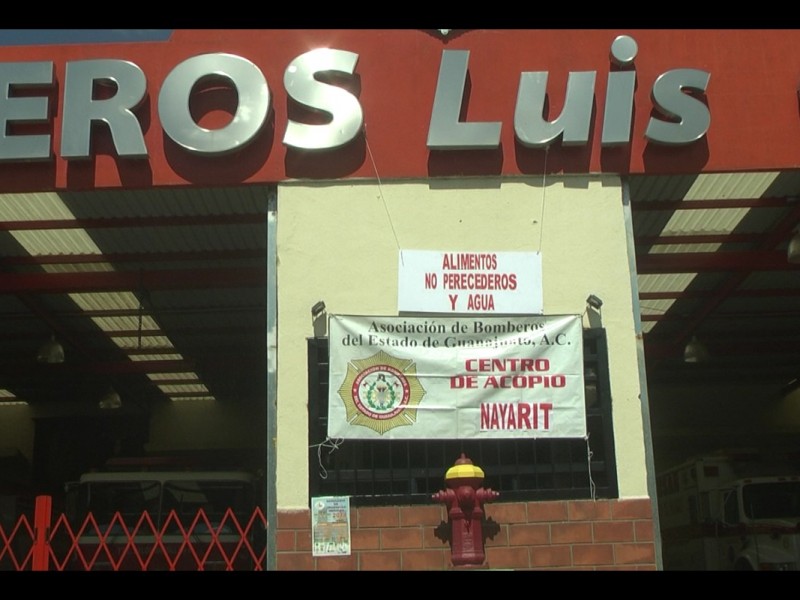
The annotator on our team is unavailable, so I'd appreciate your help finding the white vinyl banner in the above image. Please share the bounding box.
[327,314,587,440]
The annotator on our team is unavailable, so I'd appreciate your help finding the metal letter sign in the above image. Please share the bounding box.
[327,314,586,440]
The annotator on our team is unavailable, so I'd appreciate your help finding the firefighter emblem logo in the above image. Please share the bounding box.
[337,350,426,435]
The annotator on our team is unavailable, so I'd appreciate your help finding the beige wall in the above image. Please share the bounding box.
[276,177,648,509]
[0,404,35,463]
[147,400,263,452]
[649,380,800,472]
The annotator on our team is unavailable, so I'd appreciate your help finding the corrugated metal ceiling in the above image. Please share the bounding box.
[0,173,798,415]
[0,185,270,411]
[631,171,800,388]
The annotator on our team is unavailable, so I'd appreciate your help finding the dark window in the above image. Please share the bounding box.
[723,489,740,524]
[308,329,618,506]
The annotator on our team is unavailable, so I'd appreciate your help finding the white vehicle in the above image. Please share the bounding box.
[63,469,263,570]
[657,450,800,571]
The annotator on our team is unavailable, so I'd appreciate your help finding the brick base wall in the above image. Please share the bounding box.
[276,498,657,570]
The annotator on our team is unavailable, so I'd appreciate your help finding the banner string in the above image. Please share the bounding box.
[585,434,597,500]
[309,437,344,479]
[364,125,403,264]
[537,145,549,253]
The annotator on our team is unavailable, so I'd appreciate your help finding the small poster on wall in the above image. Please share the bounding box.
[311,496,351,557]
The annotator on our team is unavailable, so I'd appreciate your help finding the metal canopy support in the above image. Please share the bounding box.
[265,189,278,571]
[622,179,663,571]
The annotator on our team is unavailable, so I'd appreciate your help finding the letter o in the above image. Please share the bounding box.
[158,53,270,155]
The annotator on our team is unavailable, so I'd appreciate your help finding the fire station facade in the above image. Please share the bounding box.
[1,29,799,570]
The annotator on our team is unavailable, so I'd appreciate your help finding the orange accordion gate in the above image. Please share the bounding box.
[1,495,268,571]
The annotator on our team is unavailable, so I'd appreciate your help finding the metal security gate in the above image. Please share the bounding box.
[1,495,267,571]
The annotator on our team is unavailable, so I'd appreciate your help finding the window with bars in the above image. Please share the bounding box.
[308,328,618,506]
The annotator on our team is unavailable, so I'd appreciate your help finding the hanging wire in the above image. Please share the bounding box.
[537,145,549,253]
[137,269,145,350]
[137,297,144,351]
[585,434,597,501]
[309,437,344,479]
[364,127,403,264]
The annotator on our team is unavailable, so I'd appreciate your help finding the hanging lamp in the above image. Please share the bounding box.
[683,336,709,364]
[36,334,65,364]
[788,230,800,264]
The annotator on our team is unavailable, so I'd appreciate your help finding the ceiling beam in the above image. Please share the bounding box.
[644,338,800,361]
[640,206,800,368]
[0,213,267,231]
[640,288,800,300]
[637,250,796,273]
[636,233,763,245]
[0,249,264,267]
[631,197,795,211]
[0,267,266,293]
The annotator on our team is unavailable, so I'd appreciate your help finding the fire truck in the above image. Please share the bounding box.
[62,461,265,570]
[657,449,800,571]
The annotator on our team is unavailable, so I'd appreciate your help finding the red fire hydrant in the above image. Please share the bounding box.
[433,453,499,567]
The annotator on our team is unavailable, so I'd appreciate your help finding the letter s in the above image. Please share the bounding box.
[283,48,362,150]
[645,68,710,146]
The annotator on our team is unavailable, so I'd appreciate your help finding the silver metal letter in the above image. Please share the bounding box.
[602,35,638,146]
[426,50,501,150]
[0,61,53,160]
[645,69,711,145]
[602,71,636,146]
[283,48,362,150]
[159,53,270,155]
[61,60,148,159]
[514,71,596,147]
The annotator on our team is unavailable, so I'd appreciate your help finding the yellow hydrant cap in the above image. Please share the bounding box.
[444,454,485,480]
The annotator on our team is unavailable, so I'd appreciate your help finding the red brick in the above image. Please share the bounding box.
[486,546,530,569]
[357,506,400,528]
[569,499,612,521]
[277,509,310,530]
[381,527,423,549]
[400,505,446,527]
[402,549,448,570]
[530,545,573,568]
[507,523,550,546]
[360,551,402,571]
[634,519,654,542]
[483,515,504,544]
[316,554,358,571]
[551,522,593,544]
[276,551,315,570]
[484,523,509,547]
[295,530,312,551]
[614,542,656,565]
[572,544,614,567]
[485,502,528,523]
[424,524,450,548]
[611,498,653,520]
[526,500,569,522]
[351,528,380,550]
[276,530,296,552]
[593,521,635,543]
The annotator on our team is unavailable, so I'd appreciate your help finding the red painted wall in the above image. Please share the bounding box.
[1,29,799,191]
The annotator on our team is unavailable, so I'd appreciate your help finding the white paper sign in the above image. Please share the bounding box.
[311,496,351,557]
[327,314,586,440]
[397,250,543,314]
